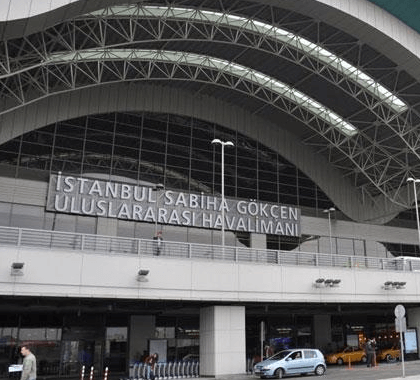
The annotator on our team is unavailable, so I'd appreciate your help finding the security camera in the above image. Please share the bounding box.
[11,263,24,269]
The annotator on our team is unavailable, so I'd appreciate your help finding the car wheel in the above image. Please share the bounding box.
[386,354,396,363]
[337,358,344,365]
[315,365,325,376]
[361,355,367,363]
[274,368,284,379]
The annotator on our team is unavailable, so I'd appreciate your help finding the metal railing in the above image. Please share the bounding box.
[0,225,419,272]
[126,361,199,380]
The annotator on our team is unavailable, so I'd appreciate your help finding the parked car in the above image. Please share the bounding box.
[377,347,400,362]
[253,348,326,378]
[325,346,367,365]
[182,354,199,361]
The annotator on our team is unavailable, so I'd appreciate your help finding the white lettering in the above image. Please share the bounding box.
[275,222,284,235]
[202,213,212,228]
[56,172,62,191]
[165,190,174,205]
[81,198,95,214]
[118,203,131,219]
[206,197,217,211]
[237,200,247,214]
[168,210,181,224]
[182,210,191,225]
[236,217,246,231]
[133,204,142,220]
[77,178,89,194]
[63,176,75,192]
[270,205,279,218]
[89,180,103,196]
[289,207,298,220]
[175,192,187,207]
[54,194,68,212]
[190,194,199,208]
[97,200,107,216]
[133,187,146,202]
[105,182,118,198]
[121,184,131,199]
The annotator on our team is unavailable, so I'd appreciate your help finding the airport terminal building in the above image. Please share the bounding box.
[2,0,420,378]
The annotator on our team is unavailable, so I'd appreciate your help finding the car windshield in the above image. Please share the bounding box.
[269,350,293,360]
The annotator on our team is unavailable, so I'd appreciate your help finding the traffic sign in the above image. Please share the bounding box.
[395,304,406,318]
[395,317,407,333]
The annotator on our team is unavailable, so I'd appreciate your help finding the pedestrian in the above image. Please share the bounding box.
[20,345,36,380]
[153,231,163,255]
[365,339,375,367]
[370,338,377,367]
[264,344,274,359]
[145,352,158,380]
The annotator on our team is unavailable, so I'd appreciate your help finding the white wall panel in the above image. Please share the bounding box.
[1,244,420,304]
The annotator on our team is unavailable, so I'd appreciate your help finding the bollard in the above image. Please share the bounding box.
[81,365,86,380]
[195,362,199,378]
[186,361,191,378]
[103,367,109,380]
[168,362,173,379]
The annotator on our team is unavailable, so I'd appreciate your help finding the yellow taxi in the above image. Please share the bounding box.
[377,347,400,362]
[325,346,367,365]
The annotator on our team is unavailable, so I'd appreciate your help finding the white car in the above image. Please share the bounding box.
[253,349,326,378]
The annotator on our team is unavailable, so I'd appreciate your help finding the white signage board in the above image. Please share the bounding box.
[8,364,23,373]
[405,329,418,354]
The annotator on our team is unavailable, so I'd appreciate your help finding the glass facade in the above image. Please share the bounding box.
[0,111,417,254]
[0,112,331,209]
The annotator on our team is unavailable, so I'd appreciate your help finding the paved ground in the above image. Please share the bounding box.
[4,361,418,380]
[202,360,420,380]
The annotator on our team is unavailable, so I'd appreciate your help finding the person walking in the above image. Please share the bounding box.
[370,338,377,367]
[145,352,159,380]
[365,339,375,368]
[20,345,36,380]
[153,231,163,256]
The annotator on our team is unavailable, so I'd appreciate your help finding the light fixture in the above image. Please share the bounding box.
[323,207,336,254]
[407,177,420,250]
[137,269,150,282]
[10,262,24,276]
[212,138,234,247]
[152,183,165,236]
[383,281,406,290]
[314,278,341,288]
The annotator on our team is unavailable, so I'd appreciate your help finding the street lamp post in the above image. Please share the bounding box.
[323,207,335,254]
[407,177,420,249]
[211,138,234,247]
[152,183,165,236]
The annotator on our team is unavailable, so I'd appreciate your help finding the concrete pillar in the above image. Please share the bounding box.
[200,305,246,377]
[129,315,156,363]
[250,233,266,249]
[313,315,331,352]
[407,307,420,359]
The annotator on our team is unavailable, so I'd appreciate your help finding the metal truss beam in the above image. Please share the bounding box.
[0,5,419,207]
